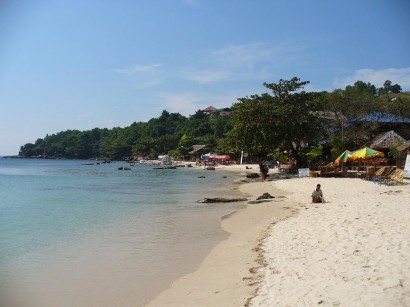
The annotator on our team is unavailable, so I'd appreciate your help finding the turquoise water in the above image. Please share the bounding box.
[0,158,244,306]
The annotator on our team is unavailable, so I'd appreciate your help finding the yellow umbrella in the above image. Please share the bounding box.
[350,147,384,160]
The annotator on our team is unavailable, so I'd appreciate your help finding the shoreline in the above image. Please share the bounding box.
[0,161,253,307]
[147,165,300,306]
[148,165,410,306]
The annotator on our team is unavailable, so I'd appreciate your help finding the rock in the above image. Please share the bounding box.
[197,197,248,203]
[205,166,215,170]
[118,166,131,170]
[256,192,275,200]
[246,173,260,178]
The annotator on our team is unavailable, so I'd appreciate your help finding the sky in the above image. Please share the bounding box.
[0,0,409,155]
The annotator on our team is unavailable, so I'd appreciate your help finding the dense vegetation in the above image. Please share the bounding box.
[19,110,233,161]
[19,78,410,164]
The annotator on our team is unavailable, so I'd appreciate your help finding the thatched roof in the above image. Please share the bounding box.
[368,130,406,149]
[189,145,206,154]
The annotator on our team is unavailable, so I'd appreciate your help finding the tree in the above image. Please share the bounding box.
[225,77,325,163]
[224,93,279,156]
[345,81,377,96]
[263,77,310,98]
[378,80,402,95]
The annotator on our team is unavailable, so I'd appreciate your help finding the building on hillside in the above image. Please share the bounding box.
[202,106,216,115]
[202,106,232,116]
[218,108,232,116]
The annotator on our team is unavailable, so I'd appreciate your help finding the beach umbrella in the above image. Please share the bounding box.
[334,150,352,165]
[350,147,384,160]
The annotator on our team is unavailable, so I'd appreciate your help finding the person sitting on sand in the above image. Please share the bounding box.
[311,184,325,203]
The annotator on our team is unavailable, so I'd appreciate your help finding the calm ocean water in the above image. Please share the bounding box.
[0,158,244,306]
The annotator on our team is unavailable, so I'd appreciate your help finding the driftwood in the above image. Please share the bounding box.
[197,197,248,203]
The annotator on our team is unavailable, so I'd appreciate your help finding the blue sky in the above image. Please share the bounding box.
[1,0,409,155]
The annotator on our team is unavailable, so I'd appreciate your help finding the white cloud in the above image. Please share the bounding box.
[114,63,162,74]
[115,42,305,87]
[333,67,410,90]
[179,42,303,85]
[209,42,303,69]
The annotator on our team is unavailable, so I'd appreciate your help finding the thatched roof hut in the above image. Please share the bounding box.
[367,130,407,149]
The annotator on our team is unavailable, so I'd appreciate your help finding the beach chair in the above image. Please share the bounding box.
[372,167,394,184]
[377,168,400,185]
[387,169,405,185]
[371,167,385,183]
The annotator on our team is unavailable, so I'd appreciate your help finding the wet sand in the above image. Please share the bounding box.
[147,166,299,306]
[148,165,410,306]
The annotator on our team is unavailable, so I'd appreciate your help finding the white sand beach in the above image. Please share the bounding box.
[251,176,410,306]
[148,165,410,306]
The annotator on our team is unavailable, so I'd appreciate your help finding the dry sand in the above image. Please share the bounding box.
[148,164,410,306]
[251,177,410,306]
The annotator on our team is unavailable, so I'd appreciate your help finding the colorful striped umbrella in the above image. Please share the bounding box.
[350,147,384,160]
[335,150,352,165]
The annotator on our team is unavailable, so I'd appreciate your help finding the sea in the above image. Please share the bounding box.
[0,158,245,307]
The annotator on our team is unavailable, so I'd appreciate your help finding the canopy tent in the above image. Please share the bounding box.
[350,147,384,160]
[201,153,231,160]
[209,154,231,160]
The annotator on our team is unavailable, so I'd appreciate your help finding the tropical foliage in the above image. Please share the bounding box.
[19,77,409,164]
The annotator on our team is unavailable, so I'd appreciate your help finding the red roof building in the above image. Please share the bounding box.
[202,106,216,114]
